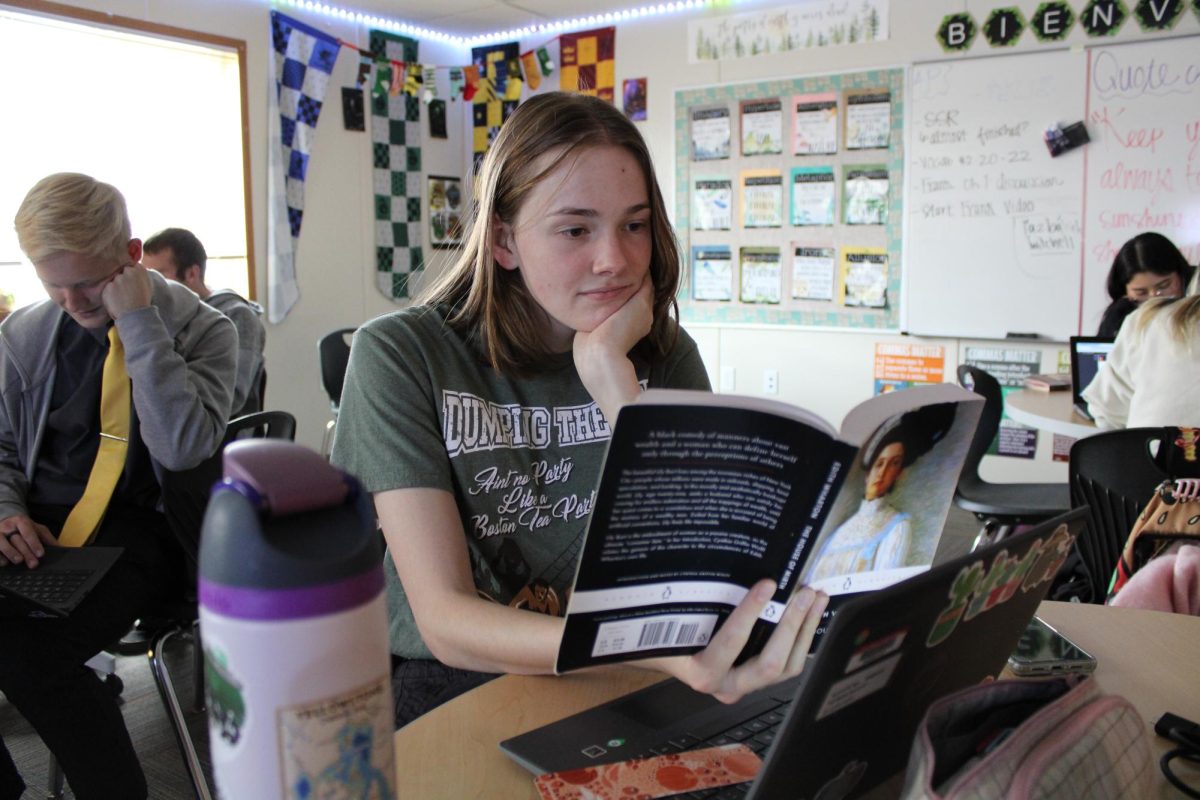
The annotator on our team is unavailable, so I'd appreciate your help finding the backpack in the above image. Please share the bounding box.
[1108,477,1200,601]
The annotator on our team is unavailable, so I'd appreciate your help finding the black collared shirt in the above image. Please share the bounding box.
[27,316,159,510]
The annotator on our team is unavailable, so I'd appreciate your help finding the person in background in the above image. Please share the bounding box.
[332,92,828,729]
[142,227,266,417]
[0,173,235,799]
[1082,289,1200,429]
[1098,232,1195,338]
[0,293,12,324]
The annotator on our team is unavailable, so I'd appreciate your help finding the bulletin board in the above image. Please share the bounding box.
[674,67,904,329]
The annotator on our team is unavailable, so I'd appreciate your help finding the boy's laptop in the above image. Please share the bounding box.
[1069,335,1115,420]
[0,545,124,617]
[501,508,1085,799]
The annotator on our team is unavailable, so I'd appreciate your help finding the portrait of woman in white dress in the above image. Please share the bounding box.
[809,403,959,584]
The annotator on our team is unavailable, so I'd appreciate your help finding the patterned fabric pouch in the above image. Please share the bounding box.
[1109,478,1200,601]
[900,675,1152,799]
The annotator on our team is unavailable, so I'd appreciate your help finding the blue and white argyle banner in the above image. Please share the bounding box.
[267,11,339,323]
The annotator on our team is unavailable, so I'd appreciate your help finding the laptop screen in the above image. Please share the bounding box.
[1069,336,1115,405]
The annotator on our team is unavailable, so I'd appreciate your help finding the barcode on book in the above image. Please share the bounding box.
[591,613,718,658]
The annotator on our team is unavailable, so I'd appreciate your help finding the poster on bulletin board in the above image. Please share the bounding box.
[675,67,903,329]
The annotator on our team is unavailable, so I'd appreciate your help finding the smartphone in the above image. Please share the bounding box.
[1007,617,1097,676]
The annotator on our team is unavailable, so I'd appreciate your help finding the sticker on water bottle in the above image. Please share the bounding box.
[277,676,396,799]
[204,643,247,749]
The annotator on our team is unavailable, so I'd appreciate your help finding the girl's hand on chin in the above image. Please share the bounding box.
[573,275,653,363]
[572,276,654,423]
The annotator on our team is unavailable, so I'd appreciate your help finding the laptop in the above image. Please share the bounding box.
[1068,335,1115,420]
[0,545,124,617]
[501,508,1086,799]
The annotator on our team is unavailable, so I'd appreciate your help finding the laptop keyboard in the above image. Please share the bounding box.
[635,697,792,799]
[0,567,89,607]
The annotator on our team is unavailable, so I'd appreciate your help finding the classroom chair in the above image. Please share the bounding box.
[1068,427,1173,604]
[953,365,1070,548]
[318,328,355,457]
[46,411,298,800]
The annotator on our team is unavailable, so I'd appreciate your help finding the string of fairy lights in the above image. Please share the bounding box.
[274,0,732,46]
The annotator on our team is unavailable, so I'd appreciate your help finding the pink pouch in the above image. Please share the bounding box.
[900,675,1152,800]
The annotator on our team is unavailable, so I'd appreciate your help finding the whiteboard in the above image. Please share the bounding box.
[904,37,1200,340]
[1080,37,1200,332]
[905,49,1087,340]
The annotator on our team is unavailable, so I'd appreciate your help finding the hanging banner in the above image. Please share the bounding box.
[369,29,423,302]
[471,41,521,172]
[521,50,542,90]
[559,27,616,103]
[267,11,341,323]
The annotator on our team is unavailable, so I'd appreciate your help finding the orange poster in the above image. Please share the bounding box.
[873,343,945,394]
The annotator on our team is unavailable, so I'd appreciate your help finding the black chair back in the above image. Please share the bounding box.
[161,410,299,575]
[318,328,355,412]
[1068,427,1171,603]
[222,408,297,446]
[955,364,1004,496]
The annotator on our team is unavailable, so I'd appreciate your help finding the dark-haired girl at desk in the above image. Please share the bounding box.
[1082,289,1200,429]
[1097,232,1195,338]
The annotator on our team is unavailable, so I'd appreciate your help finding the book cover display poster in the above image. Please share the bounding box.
[792,92,838,155]
[740,98,783,155]
[841,247,888,308]
[740,170,783,228]
[739,246,782,304]
[691,106,732,161]
[791,166,836,225]
[692,246,734,301]
[674,67,902,329]
[792,245,836,301]
[692,177,732,231]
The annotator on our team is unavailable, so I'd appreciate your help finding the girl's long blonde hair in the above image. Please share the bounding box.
[419,92,681,376]
[1134,293,1200,348]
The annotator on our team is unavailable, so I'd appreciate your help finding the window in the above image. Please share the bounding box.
[0,3,253,309]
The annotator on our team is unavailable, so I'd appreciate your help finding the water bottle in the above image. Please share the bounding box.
[198,440,395,799]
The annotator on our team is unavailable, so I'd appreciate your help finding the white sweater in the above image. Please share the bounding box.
[1081,304,1200,429]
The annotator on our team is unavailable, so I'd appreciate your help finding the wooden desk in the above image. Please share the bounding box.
[1005,388,1098,440]
[393,602,1200,799]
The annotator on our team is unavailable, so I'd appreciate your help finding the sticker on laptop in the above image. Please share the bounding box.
[844,626,908,673]
[815,652,902,720]
[533,743,761,799]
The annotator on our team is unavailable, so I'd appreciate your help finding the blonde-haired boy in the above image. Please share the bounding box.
[0,173,236,798]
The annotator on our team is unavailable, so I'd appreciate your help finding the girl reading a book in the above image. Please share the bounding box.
[332,92,829,728]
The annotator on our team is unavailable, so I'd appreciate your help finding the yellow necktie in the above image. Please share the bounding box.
[58,326,131,547]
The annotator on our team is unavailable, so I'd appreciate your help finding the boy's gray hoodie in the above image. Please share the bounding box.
[0,269,236,520]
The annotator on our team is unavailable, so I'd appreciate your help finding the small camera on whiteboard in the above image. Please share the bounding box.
[1044,121,1089,157]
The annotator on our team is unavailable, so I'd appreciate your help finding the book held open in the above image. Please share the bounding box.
[556,384,982,673]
